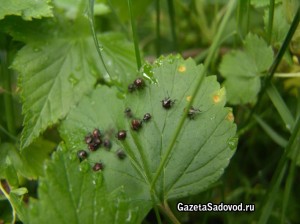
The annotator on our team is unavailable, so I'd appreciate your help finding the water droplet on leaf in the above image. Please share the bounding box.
[227,137,238,150]
[33,47,41,52]
[68,73,79,86]
[92,172,103,187]
[79,162,89,173]
[69,153,77,161]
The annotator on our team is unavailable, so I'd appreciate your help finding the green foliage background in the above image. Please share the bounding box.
[0,0,300,223]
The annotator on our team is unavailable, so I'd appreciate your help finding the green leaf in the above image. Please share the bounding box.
[0,143,19,187]
[97,32,138,85]
[54,0,110,18]
[19,138,55,178]
[60,55,237,202]
[26,144,146,224]
[4,0,136,149]
[0,140,54,180]
[219,33,274,105]
[0,0,53,20]
[13,36,97,149]
[11,15,136,149]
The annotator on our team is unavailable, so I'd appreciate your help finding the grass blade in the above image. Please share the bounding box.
[87,0,110,77]
[253,114,288,147]
[127,0,142,70]
[267,0,275,44]
[257,116,300,224]
[267,83,295,132]
[0,37,16,136]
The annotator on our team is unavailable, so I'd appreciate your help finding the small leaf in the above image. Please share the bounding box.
[60,55,237,202]
[10,187,28,196]
[26,144,147,224]
[0,0,53,20]
[219,33,274,105]
[0,140,54,180]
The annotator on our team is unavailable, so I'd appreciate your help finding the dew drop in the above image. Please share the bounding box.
[33,47,41,52]
[107,60,112,66]
[79,162,89,173]
[126,210,132,222]
[227,137,238,150]
[92,173,103,187]
[69,152,77,161]
[52,152,60,161]
[68,73,79,86]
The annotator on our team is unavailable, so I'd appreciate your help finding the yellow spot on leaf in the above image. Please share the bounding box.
[213,87,226,104]
[226,112,234,122]
[213,95,220,103]
[186,96,192,102]
[178,65,186,73]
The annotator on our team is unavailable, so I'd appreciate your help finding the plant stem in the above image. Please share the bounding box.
[267,0,275,44]
[156,0,161,57]
[87,0,110,77]
[0,125,18,142]
[1,37,16,136]
[159,201,180,224]
[127,0,142,70]
[267,83,294,132]
[0,181,16,224]
[167,0,178,52]
[151,191,162,224]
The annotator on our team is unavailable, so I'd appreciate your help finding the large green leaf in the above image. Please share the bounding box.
[10,7,136,149]
[60,55,237,202]
[219,33,274,105]
[0,0,53,20]
[0,139,54,180]
[26,144,147,224]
